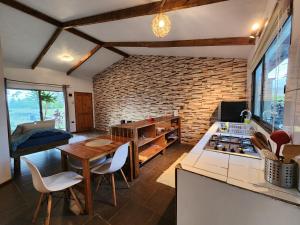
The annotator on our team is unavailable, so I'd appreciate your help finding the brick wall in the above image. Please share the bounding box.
[93,55,247,145]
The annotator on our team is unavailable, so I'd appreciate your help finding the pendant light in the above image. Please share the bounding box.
[152,0,171,38]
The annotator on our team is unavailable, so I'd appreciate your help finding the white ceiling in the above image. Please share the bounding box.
[0,0,270,77]
[39,31,95,72]
[79,0,267,42]
[71,48,123,77]
[18,0,158,22]
[0,4,56,68]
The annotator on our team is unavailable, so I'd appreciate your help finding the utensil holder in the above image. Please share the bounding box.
[264,158,297,188]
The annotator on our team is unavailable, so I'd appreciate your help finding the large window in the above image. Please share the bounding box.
[252,17,292,129]
[7,89,66,132]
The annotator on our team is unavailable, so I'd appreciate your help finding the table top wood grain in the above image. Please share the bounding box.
[57,135,131,160]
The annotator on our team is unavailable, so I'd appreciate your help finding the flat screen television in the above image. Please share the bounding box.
[218,101,247,122]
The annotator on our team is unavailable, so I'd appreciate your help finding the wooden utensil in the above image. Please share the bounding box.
[261,149,278,160]
[282,144,300,163]
[267,140,273,152]
[270,130,291,158]
[251,136,266,150]
[253,132,270,150]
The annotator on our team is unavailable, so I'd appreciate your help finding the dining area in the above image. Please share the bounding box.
[21,134,133,225]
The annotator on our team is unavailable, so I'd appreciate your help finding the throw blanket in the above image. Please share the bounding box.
[10,128,73,151]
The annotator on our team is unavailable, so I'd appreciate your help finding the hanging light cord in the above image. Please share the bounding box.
[160,0,168,11]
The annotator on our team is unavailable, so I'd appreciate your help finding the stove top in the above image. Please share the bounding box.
[205,134,260,159]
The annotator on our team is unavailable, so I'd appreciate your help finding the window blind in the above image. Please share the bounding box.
[249,0,292,72]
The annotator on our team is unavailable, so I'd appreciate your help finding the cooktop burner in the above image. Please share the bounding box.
[205,134,260,159]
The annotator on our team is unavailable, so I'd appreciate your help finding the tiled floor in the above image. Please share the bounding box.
[0,132,192,225]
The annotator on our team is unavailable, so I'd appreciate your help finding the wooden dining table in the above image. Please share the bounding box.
[57,135,133,216]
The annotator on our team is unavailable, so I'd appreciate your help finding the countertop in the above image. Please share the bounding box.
[180,122,300,207]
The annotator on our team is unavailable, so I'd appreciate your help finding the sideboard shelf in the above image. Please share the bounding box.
[111,116,181,178]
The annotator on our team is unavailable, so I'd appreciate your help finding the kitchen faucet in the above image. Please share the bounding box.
[240,109,252,123]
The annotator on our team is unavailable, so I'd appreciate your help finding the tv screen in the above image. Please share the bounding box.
[219,101,247,122]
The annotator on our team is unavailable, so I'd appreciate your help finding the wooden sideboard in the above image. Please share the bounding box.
[111,116,181,178]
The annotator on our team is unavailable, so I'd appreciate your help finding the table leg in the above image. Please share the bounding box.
[61,151,68,171]
[60,152,70,200]
[128,141,133,182]
[82,159,93,217]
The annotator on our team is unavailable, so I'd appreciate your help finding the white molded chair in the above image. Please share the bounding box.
[21,157,83,225]
[91,142,130,206]
[68,156,107,170]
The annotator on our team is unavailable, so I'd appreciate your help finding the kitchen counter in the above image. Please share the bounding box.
[180,122,300,207]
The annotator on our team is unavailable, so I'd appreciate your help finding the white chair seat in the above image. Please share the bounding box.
[21,157,84,225]
[43,171,83,192]
[91,158,113,174]
[68,156,107,170]
[90,142,130,207]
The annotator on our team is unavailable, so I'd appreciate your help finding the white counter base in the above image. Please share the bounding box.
[176,121,300,225]
[177,168,300,225]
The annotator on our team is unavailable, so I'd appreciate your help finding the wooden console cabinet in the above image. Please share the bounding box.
[111,116,181,178]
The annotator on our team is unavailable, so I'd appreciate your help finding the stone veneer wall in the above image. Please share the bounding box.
[93,55,247,145]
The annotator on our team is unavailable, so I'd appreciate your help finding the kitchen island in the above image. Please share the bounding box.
[176,122,300,225]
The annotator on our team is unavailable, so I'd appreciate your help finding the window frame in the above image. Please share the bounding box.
[251,16,292,132]
[6,87,66,133]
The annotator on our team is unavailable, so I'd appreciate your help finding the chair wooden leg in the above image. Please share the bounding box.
[45,194,52,225]
[120,169,130,188]
[69,187,83,214]
[32,193,44,223]
[96,176,103,192]
[111,174,117,207]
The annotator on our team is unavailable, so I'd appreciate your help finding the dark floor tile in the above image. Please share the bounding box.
[0,182,26,215]
[146,196,176,225]
[93,184,130,221]
[0,132,192,225]
[1,204,34,225]
[108,200,154,225]
[145,213,175,225]
[144,186,175,216]
[84,215,111,225]
[38,214,89,225]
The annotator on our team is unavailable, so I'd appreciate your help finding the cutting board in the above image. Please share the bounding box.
[282,144,300,163]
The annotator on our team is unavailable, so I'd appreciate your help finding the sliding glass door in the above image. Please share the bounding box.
[41,91,66,130]
[7,89,66,132]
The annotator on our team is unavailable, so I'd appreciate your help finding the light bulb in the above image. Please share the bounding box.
[59,54,74,62]
[159,20,165,28]
[152,13,171,38]
[251,23,260,31]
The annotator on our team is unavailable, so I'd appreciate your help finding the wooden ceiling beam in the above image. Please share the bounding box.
[67,45,102,75]
[63,0,228,28]
[0,0,63,27]
[103,37,254,48]
[65,28,104,45]
[31,27,63,69]
[0,0,130,58]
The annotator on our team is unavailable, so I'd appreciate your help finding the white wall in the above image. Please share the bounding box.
[0,41,12,183]
[4,66,94,132]
[283,0,300,143]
